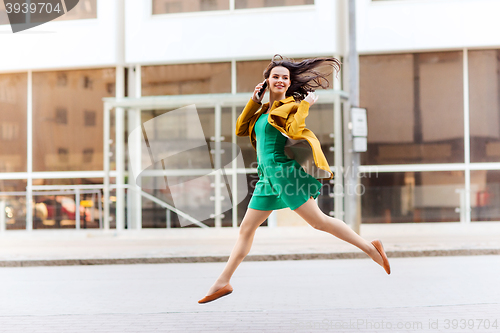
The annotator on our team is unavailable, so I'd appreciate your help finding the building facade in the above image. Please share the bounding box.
[1,0,499,230]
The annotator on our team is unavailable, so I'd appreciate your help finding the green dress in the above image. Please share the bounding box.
[248,111,323,211]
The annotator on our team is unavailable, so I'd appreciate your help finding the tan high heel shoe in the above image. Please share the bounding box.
[198,284,233,304]
[371,240,391,275]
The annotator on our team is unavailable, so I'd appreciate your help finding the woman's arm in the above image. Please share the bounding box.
[285,92,318,136]
[235,80,267,137]
[285,100,310,136]
[235,99,261,137]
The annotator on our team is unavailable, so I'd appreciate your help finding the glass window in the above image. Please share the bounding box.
[55,108,68,124]
[360,51,464,165]
[31,178,104,229]
[142,62,231,96]
[236,135,256,169]
[237,57,334,93]
[33,194,71,229]
[1,178,106,230]
[0,1,8,25]
[221,107,235,227]
[84,110,96,126]
[237,175,262,225]
[1,180,28,230]
[469,49,500,163]
[32,68,116,172]
[138,107,219,228]
[292,102,335,218]
[297,101,337,217]
[361,171,464,223]
[471,170,500,221]
[33,177,104,186]
[152,0,229,14]
[237,60,269,93]
[55,0,97,21]
[235,0,314,10]
[0,73,27,173]
[306,103,335,164]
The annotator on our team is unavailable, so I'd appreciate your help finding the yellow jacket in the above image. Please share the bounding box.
[235,96,333,180]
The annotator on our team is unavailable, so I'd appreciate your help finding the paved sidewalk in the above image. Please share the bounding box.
[1,222,500,266]
[1,256,500,332]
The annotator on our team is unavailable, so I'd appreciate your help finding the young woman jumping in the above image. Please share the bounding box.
[198,55,390,304]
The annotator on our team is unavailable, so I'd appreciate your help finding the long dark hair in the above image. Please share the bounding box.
[263,54,341,101]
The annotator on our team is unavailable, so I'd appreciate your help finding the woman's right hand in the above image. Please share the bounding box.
[252,80,267,103]
[304,91,319,106]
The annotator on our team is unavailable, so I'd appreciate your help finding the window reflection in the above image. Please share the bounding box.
[237,135,256,169]
[0,178,106,230]
[470,170,500,221]
[0,73,27,172]
[141,175,216,228]
[142,62,231,96]
[139,107,214,169]
[237,60,269,93]
[361,171,464,223]
[0,180,28,230]
[235,0,314,9]
[33,178,103,229]
[152,0,229,14]
[306,103,334,164]
[237,172,266,226]
[221,107,235,227]
[138,107,220,228]
[0,1,8,25]
[360,51,464,165]
[32,68,116,172]
[55,0,97,21]
[469,50,500,163]
[292,102,335,218]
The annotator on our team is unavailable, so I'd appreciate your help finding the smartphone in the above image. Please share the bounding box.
[257,81,267,99]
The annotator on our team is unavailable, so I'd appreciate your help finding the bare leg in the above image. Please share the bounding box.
[204,208,272,296]
[294,197,384,267]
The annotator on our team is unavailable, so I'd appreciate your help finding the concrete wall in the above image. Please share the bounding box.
[125,0,344,64]
[4,0,500,70]
[357,0,500,54]
[0,0,121,72]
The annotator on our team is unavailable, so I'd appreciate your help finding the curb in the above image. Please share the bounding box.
[1,248,499,267]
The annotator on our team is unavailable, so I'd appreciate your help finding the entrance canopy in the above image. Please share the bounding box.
[103,90,347,110]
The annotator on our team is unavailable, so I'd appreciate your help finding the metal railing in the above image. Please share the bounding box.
[0,187,102,230]
[0,183,206,230]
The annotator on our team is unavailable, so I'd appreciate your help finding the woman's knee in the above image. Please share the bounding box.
[308,215,327,230]
[239,220,259,236]
[296,210,326,230]
[295,201,327,230]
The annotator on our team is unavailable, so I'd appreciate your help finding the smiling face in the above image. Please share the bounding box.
[267,66,291,95]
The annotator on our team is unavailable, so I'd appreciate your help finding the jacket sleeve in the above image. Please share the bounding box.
[285,100,310,136]
[235,98,261,137]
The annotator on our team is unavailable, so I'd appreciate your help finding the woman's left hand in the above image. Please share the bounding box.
[304,91,319,106]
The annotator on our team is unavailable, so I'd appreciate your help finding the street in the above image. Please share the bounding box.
[0,255,499,332]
